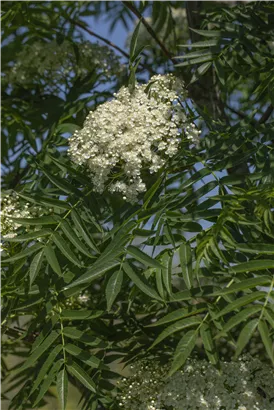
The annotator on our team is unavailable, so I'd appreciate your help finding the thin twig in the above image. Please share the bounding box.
[122,1,175,63]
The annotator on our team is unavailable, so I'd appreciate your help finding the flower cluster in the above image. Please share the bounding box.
[68,74,200,202]
[117,356,274,410]
[8,40,122,93]
[1,193,47,238]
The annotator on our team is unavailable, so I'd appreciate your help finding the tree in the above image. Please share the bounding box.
[1,1,274,409]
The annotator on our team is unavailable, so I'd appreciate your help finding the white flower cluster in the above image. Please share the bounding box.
[8,40,122,92]
[117,356,274,410]
[1,193,48,238]
[69,74,200,203]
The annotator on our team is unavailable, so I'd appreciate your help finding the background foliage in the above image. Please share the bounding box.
[1,1,274,409]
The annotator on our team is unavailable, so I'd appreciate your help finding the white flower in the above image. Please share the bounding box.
[69,74,200,203]
[1,193,47,238]
[117,356,274,410]
[8,40,122,92]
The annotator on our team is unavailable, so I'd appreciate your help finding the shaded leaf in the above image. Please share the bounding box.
[106,270,123,311]
[29,344,62,395]
[234,319,258,358]
[65,344,100,368]
[127,245,163,269]
[29,250,44,286]
[123,261,162,302]
[33,360,63,406]
[14,331,60,375]
[149,316,201,349]
[179,243,193,289]
[44,245,62,276]
[169,330,198,376]
[53,232,81,266]
[67,360,96,392]
[258,320,274,365]
[3,243,44,263]
[56,368,68,410]
[200,323,218,365]
[215,306,261,338]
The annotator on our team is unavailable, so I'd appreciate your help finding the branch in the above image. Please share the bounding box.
[68,17,155,74]
[122,1,175,63]
[68,18,130,60]
[258,104,273,124]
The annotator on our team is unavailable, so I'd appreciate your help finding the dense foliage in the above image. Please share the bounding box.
[1,1,274,409]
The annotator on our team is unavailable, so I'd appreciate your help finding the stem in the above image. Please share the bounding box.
[122,1,175,63]
[58,304,67,363]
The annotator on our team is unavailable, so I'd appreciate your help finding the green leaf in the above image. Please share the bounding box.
[155,268,165,300]
[64,221,134,289]
[146,306,206,327]
[61,310,103,320]
[33,359,63,406]
[56,368,68,410]
[60,220,94,258]
[123,261,162,302]
[209,276,271,296]
[190,62,212,84]
[106,270,123,311]
[149,316,201,349]
[64,260,120,290]
[29,250,44,286]
[214,59,225,86]
[3,243,44,263]
[264,308,274,329]
[29,344,63,395]
[176,55,213,67]
[14,330,60,375]
[31,316,59,352]
[234,319,258,358]
[215,306,261,338]
[4,230,51,242]
[189,28,222,37]
[258,320,274,365]
[67,360,96,392]
[214,291,266,319]
[230,243,274,254]
[169,330,198,376]
[71,210,99,253]
[179,243,193,289]
[130,19,142,63]
[229,260,274,273]
[174,49,213,60]
[55,123,81,134]
[44,245,62,276]
[179,39,222,47]
[143,176,163,208]
[162,253,172,295]
[18,192,70,210]
[127,245,163,269]
[9,216,56,225]
[65,344,100,368]
[200,323,218,365]
[53,232,81,266]
[62,328,102,346]
[42,167,81,196]
[180,168,211,190]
